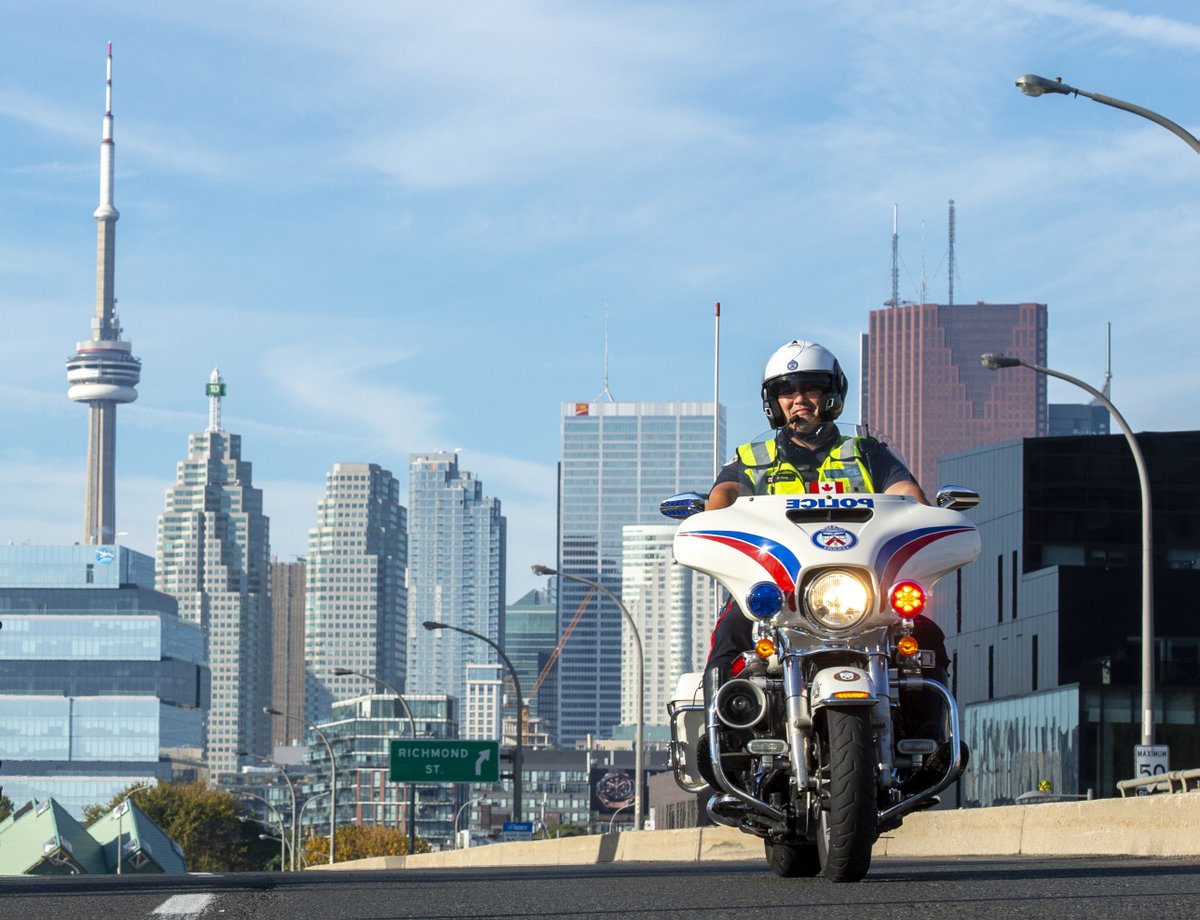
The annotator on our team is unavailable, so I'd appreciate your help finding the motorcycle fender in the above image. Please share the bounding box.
[809,665,875,708]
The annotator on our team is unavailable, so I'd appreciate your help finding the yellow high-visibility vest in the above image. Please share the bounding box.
[734,435,876,494]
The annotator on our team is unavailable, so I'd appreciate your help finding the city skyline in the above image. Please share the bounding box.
[4,4,1200,603]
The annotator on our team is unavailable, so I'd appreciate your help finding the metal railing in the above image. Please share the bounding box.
[1117,768,1200,797]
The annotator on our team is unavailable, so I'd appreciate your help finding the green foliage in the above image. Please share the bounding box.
[0,793,14,823]
[83,781,275,872]
[301,825,430,865]
[539,823,587,838]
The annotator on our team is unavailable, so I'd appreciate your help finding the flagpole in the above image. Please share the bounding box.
[713,302,721,481]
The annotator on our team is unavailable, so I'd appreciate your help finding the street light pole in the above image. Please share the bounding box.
[981,353,1155,746]
[452,796,488,849]
[265,707,338,864]
[239,751,299,871]
[240,791,288,870]
[421,621,523,823]
[1014,74,1200,155]
[332,667,419,855]
[113,784,147,875]
[532,564,644,831]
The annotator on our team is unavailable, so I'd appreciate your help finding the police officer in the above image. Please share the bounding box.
[705,339,948,709]
[702,338,960,789]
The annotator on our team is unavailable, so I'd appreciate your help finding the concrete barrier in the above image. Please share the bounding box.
[307,793,1200,871]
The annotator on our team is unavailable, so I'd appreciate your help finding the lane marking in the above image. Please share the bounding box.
[153,893,217,916]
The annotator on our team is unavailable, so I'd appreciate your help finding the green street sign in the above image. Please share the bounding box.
[389,739,500,783]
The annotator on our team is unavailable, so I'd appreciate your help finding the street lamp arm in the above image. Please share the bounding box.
[1080,89,1200,156]
[1015,73,1200,155]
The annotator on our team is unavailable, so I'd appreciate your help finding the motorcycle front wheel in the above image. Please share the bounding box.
[815,708,877,882]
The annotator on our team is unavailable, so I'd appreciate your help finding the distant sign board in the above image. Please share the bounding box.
[502,821,534,842]
[389,739,499,783]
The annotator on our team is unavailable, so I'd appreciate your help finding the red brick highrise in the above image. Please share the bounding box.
[860,302,1047,493]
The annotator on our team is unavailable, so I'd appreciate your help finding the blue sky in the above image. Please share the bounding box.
[3,1,1199,601]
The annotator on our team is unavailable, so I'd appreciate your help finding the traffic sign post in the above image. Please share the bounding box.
[390,739,500,783]
[1134,744,1170,783]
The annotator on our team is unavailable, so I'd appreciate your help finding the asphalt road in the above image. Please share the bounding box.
[3,856,1199,920]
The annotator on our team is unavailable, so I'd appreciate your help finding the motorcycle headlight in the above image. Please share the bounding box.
[803,569,872,631]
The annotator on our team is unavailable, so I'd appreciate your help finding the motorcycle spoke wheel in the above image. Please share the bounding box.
[815,708,877,883]
[764,838,821,877]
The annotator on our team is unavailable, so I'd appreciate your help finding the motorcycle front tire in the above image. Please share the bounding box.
[764,839,821,877]
[815,707,877,883]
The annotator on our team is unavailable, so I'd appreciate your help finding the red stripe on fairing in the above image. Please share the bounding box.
[878,528,972,589]
[682,533,797,594]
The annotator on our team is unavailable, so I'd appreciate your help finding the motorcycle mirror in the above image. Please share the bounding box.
[936,486,981,511]
[660,492,707,519]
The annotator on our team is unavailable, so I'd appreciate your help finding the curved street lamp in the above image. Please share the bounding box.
[421,620,523,823]
[240,791,289,870]
[981,353,1155,747]
[112,784,149,875]
[295,790,331,868]
[452,795,488,849]
[265,707,338,864]
[1014,74,1200,155]
[238,751,298,871]
[532,564,644,832]
[331,667,419,854]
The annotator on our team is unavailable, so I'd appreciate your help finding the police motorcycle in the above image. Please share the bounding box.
[662,486,981,882]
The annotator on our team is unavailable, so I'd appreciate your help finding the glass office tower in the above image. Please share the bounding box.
[406,452,506,705]
[556,400,723,746]
[0,545,207,818]
[303,463,407,725]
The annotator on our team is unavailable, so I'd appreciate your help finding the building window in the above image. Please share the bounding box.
[1031,635,1039,693]
[987,645,994,700]
[1011,550,1019,619]
[996,555,1004,624]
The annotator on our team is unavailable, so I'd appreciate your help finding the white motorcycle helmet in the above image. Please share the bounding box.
[761,339,848,429]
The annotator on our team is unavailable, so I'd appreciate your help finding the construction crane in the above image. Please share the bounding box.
[523,584,598,734]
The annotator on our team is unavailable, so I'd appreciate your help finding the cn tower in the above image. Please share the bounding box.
[66,43,141,546]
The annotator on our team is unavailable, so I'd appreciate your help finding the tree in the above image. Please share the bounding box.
[301,825,430,865]
[0,793,14,823]
[84,781,275,872]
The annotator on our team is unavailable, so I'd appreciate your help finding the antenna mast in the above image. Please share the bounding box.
[947,199,957,306]
[713,301,721,480]
[890,205,899,308]
[920,220,927,305]
[595,303,615,401]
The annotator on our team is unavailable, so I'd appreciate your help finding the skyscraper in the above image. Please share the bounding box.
[270,557,307,747]
[407,452,506,704]
[66,44,141,546]
[556,400,723,746]
[303,463,407,724]
[503,587,557,731]
[860,302,1048,493]
[620,524,720,728]
[155,370,272,779]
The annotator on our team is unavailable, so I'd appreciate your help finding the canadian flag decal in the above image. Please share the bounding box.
[809,481,845,494]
